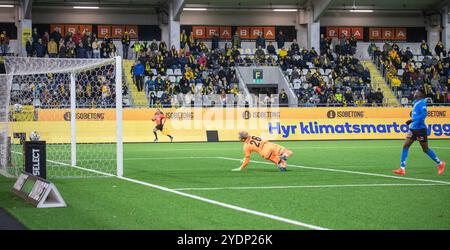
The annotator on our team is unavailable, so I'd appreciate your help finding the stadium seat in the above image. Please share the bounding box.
[169,76,176,83]
[271,94,279,105]
[319,68,325,75]
[12,84,20,91]
[174,69,182,75]
[151,69,158,75]
[286,68,293,75]
[293,78,301,84]
[226,94,235,102]
[200,95,209,106]
[33,99,41,107]
[397,69,404,76]
[401,97,409,105]
[209,94,221,104]
[302,69,309,75]
[259,94,267,104]
[166,69,174,75]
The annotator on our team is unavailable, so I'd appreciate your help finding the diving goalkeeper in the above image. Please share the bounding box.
[232,131,293,172]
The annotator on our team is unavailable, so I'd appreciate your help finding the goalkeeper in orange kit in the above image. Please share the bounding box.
[232,131,293,172]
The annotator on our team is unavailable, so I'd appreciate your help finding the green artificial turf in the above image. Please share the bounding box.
[1,139,449,229]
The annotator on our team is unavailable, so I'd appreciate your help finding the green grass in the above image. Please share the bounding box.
[1,139,450,229]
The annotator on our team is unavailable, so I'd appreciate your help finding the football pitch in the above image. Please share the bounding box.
[1,139,450,230]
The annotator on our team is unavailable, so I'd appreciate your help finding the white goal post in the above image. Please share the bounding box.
[0,56,123,178]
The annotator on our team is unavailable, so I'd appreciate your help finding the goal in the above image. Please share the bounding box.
[0,57,123,178]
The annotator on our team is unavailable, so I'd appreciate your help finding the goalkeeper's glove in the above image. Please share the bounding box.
[405,119,412,125]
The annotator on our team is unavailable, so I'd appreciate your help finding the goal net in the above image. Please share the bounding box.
[0,57,123,178]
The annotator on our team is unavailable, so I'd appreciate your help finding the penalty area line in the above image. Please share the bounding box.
[173,183,447,191]
[11,151,328,230]
[219,157,450,185]
[117,175,328,230]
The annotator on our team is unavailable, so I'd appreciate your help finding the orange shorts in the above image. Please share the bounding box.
[261,143,286,164]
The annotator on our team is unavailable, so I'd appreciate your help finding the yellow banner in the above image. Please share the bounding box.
[10,105,35,121]
[38,109,116,121]
[12,107,450,143]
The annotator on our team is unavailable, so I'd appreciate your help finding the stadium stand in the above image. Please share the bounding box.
[122,34,390,107]
[1,0,449,109]
[9,64,126,109]
[372,41,450,106]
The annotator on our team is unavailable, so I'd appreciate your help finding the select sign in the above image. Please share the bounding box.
[24,141,46,179]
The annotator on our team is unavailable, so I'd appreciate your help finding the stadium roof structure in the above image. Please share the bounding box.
[32,0,164,8]
[0,0,444,11]
[183,0,445,11]
[330,0,447,12]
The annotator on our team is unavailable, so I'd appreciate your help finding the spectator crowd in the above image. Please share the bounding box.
[0,30,10,56]
[12,26,448,108]
[25,28,132,59]
[130,30,381,108]
[372,40,450,105]
[10,64,125,109]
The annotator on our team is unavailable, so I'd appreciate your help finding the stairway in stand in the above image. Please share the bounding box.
[123,59,148,107]
[362,60,400,107]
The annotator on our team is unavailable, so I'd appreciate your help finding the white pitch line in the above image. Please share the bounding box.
[135,145,450,151]
[117,175,328,230]
[219,157,450,185]
[137,146,396,151]
[10,151,327,230]
[173,183,447,191]
[124,156,219,161]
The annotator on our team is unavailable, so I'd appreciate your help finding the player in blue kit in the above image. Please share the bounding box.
[393,89,445,175]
